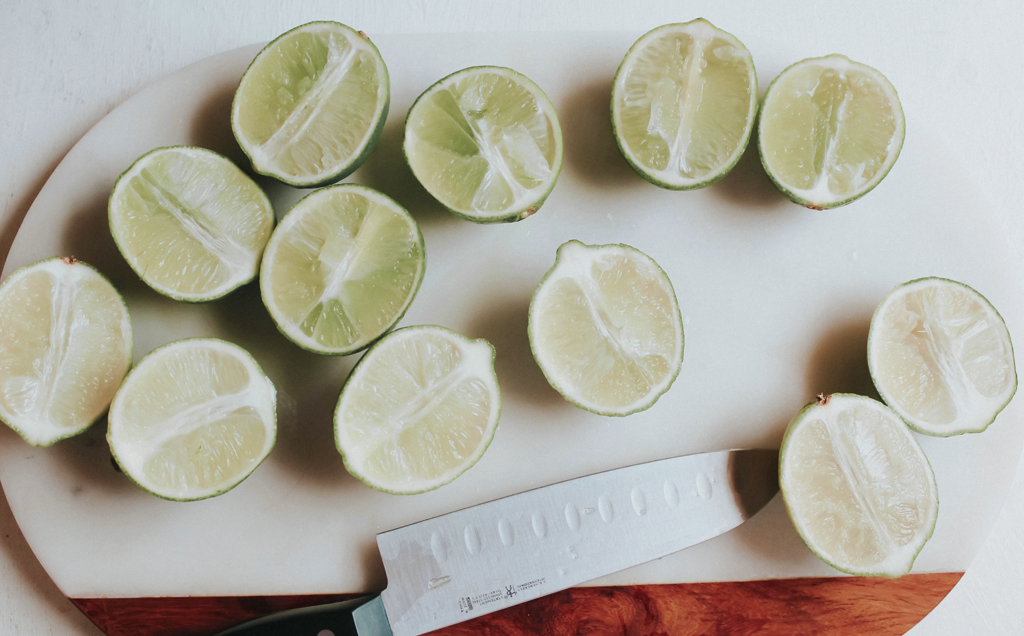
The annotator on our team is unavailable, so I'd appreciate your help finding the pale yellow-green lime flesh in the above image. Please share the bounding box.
[868,277,1017,437]
[335,325,500,494]
[612,19,758,189]
[109,146,274,302]
[528,241,683,416]
[758,55,904,209]
[0,257,132,447]
[260,184,425,355]
[780,394,938,577]
[404,66,563,223]
[231,21,389,187]
[107,338,276,501]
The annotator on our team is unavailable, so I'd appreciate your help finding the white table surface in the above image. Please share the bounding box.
[2,1,1023,634]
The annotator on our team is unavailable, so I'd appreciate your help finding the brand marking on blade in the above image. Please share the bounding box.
[498,517,515,547]
[598,494,614,523]
[631,487,647,516]
[664,480,681,508]
[464,524,482,556]
[531,511,548,538]
[564,503,581,531]
[430,531,448,564]
[696,471,713,500]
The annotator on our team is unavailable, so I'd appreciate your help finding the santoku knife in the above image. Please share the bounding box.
[217,448,779,636]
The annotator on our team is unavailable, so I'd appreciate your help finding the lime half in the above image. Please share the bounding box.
[0,257,132,446]
[107,338,277,501]
[780,393,938,577]
[868,277,1016,436]
[528,241,683,416]
[612,19,758,189]
[232,21,390,187]
[404,66,563,223]
[335,325,500,494]
[109,146,274,302]
[260,184,425,355]
[758,55,905,209]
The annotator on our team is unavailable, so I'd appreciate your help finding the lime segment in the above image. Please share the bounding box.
[868,277,1016,436]
[528,241,683,416]
[0,257,132,446]
[612,19,758,189]
[335,325,500,494]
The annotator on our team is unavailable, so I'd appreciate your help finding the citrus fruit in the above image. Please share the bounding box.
[528,240,683,416]
[108,146,274,302]
[611,19,758,189]
[403,65,563,223]
[758,54,905,209]
[260,184,425,356]
[780,393,938,577]
[107,338,276,501]
[868,277,1016,436]
[335,325,500,495]
[0,257,132,446]
[231,21,390,187]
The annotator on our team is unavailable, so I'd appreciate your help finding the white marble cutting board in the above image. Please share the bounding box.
[1,30,1021,600]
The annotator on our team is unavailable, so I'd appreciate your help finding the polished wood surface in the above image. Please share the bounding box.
[72,574,962,636]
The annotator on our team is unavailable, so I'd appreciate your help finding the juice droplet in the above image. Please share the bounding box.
[428,575,451,590]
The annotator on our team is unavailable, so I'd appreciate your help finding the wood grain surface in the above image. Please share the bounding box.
[72,574,962,636]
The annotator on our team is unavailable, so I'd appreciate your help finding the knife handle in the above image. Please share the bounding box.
[213,594,392,636]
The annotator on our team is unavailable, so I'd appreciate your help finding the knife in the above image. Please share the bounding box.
[216,448,779,636]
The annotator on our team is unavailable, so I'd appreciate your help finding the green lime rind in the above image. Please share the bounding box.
[403,65,564,224]
[779,393,938,578]
[611,19,759,191]
[259,183,426,356]
[527,240,684,417]
[757,54,905,210]
[108,145,275,303]
[867,276,1018,437]
[0,257,133,447]
[107,337,277,502]
[334,324,501,495]
[231,21,390,188]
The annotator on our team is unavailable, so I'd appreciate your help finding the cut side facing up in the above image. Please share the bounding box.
[108,146,275,302]
[107,338,277,501]
[868,277,1016,436]
[260,184,425,355]
[758,55,905,209]
[335,325,500,495]
[612,18,758,189]
[528,240,683,416]
[404,66,563,223]
[0,257,132,446]
[780,393,938,577]
[232,21,390,187]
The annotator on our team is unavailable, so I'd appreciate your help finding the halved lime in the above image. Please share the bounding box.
[0,257,132,446]
[758,55,905,209]
[260,184,425,355]
[231,21,390,187]
[528,240,683,416]
[404,66,563,223]
[335,325,500,494]
[107,338,276,501]
[780,393,938,577]
[868,277,1016,436]
[611,19,758,189]
[109,146,274,302]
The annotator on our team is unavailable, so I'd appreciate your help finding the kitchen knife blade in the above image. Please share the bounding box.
[216,448,778,636]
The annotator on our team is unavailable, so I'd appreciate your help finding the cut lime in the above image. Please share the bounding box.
[107,338,276,501]
[611,19,758,190]
[109,146,274,302]
[260,184,425,356]
[0,257,132,446]
[528,241,683,416]
[335,325,500,494]
[404,66,563,223]
[780,393,938,577]
[868,277,1016,436]
[758,55,905,209]
[232,21,390,187]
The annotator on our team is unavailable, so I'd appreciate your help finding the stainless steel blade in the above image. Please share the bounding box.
[377,448,778,636]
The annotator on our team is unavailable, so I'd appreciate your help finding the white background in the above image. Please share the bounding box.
[1,1,1023,634]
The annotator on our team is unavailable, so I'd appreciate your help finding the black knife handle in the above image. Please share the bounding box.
[213,594,392,636]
